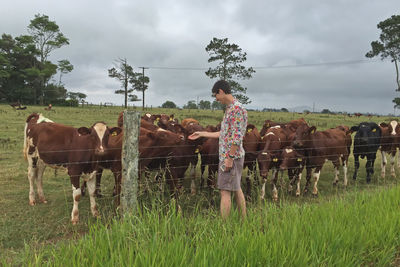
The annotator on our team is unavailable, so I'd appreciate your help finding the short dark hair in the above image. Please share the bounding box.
[212,80,231,95]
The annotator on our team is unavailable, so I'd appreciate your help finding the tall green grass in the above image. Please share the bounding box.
[20,186,400,266]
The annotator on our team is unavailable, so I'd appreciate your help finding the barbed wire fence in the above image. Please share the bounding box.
[2,114,400,221]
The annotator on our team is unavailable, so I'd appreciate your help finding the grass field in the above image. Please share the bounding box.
[0,104,399,265]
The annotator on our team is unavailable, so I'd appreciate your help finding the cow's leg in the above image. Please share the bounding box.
[86,171,100,218]
[95,168,103,197]
[303,167,312,194]
[381,150,387,178]
[296,172,302,197]
[70,176,81,225]
[271,169,278,201]
[390,152,396,177]
[332,160,340,186]
[287,169,294,192]
[200,160,206,189]
[353,154,360,180]
[27,156,38,206]
[343,161,348,186]
[397,148,400,168]
[36,159,47,203]
[260,176,267,200]
[312,169,321,196]
[366,157,373,183]
[112,169,122,207]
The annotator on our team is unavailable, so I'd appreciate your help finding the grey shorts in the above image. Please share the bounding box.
[217,157,244,191]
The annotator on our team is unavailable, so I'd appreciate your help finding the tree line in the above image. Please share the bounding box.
[0,14,86,106]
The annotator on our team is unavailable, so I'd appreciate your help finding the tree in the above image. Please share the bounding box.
[43,83,67,104]
[393,97,400,109]
[28,14,70,104]
[366,15,400,91]
[0,33,40,103]
[205,37,255,104]
[108,59,148,108]
[28,14,69,63]
[129,94,141,102]
[281,108,289,112]
[211,100,224,110]
[108,58,136,108]
[57,59,73,85]
[161,100,177,109]
[198,100,211,109]
[67,91,87,102]
[131,68,149,110]
[0,15,72,105]
[183,100,197,109]
[321,109,331,114]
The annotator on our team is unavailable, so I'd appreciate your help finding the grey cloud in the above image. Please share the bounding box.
[1,0,399,115]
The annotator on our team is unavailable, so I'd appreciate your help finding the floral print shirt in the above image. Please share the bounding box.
[219,98,248,161]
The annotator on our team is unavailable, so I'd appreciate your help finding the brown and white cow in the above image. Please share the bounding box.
[379,121,400,178]
[23,113,119,224]
[292,125,351,195]
[257,119,308,200]
[258,125,292,201]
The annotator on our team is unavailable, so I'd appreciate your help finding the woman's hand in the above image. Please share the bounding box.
[188,131,202,140]
[224,157,233,172]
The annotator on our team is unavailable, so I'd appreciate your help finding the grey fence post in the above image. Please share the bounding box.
[121,110,140,214]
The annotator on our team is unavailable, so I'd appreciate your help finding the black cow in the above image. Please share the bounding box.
[351,122,382,183]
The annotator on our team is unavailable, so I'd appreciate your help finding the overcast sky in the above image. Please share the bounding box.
[1,0,399,114]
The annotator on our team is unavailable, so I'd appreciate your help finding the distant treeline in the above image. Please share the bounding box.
[0,14,85,106]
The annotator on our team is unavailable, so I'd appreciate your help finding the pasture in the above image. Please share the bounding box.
[1,104,400,265]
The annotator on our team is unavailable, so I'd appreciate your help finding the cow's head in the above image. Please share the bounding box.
[257,151,272,178]
[292,124,316,148]
[185,123,205,144]
[280,147,305,171]
[351,122,381,144]
[389,120,400,136]
[157,114,171,128]
[78,122,117,156]
[257,129,282,178]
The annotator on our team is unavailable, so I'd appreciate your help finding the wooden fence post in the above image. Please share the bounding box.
[121,110,140,214]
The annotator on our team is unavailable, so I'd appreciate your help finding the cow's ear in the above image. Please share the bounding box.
[350,126,359,133]
[78,127,91,135]
[247,124,255,130]
[309,126,317,134]
[109,127,122,136]
[372,126,381,134]
[379,122,389,127]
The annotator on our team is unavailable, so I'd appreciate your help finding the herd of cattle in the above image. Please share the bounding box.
[23,112,398,224]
